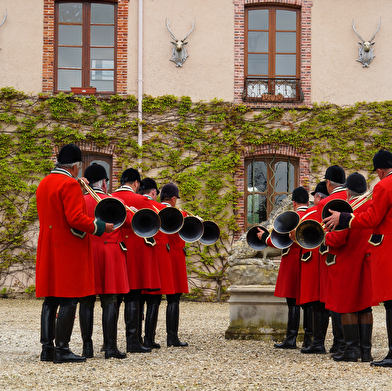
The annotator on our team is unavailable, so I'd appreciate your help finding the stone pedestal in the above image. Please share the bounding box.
[225,285,303,341]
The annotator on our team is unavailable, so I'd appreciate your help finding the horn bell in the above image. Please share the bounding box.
[158,207,184,234]
[131,208,161,238]
[246,225,268,251]
[270,229,293,249]
[295,220,325,250]
[179,216,204,243]
[199,221,220,245]
[321,199,353,231]
[273,211,300,234]
[94,197,127,229]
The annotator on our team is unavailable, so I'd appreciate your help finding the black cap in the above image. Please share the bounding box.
[324,165,346,184]
[160,183,180,199]
[311,181,328,196]
[140,177,160,195]
[84,163,108,184]
[292,186,309,204]
[373,150,392,171]
[345,172,367,194]
[57,143,82,164]
[121,168,141,185]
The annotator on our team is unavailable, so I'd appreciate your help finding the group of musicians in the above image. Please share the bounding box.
[257,149,392,367]
[35,144,189,363]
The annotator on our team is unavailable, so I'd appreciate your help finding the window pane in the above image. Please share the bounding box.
[248,9,269,30]
[58,47,82,68]
[58,69,82,90]
[91,26,114,46]
[248,32,268,52]
[91,3,114,24]
[248,54,268,75]
[59,3,83,23]
[247,194,267,224]
[276,10,296,30]
[274,161,295,193]
[247,161,267,192]
[276,32,296,53]
[91,48,114,69]
[275,54,296,76]
[91,71,114,91]
[59,25,82,46]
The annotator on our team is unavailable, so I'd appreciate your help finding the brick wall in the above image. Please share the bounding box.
[233,0,313,108]
[43,0,129,94]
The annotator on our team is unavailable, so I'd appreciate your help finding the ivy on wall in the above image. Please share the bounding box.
[0,87,391,300]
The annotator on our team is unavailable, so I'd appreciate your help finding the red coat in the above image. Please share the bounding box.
[113,186,161,291]
[297,206,320,305]
[36,169,104,298]
[324,198,374,313]
[350,172,392,303]
[316,187,347,304]
[269,207,307,300]
[84,190,130,295]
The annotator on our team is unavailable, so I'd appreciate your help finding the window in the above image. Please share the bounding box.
[245,155,299,230]
[55,1,117,93]
[243,6,302,102]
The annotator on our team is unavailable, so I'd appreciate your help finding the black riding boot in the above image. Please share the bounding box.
[371,307,392,367]
[144,302,161,349]
[167,302,188,347]
[79,304,94,358]
[302,306,313,349]
[103,302,126,359]
[274,305,300,349]
[125,301,151,353]
[333,313,358,362]
[53,304,86,363]
[330,312,345,354]
[358,312,373,362]
[301,310,329,354]
[40,304,58,361]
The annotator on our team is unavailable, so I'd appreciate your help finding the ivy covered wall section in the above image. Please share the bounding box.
[0,87,391,300]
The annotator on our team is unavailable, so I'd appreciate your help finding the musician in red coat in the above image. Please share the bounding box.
[113,168,160,353]
[79,163,129,360]
[324,150,392,367]
[262,187,309,349]
[36,144,114,363]
[302,165,347,355]
[324,173,374,362]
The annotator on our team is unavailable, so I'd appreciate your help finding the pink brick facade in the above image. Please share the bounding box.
[234,0,312,108]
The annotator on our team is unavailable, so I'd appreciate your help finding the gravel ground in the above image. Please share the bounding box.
[1,299,392,390]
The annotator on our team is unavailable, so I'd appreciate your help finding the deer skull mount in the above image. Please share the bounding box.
[165,18,196,67]
[0,10,7,50]
[352,18,381,68]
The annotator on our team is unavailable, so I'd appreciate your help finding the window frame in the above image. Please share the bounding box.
[54,0,118,94]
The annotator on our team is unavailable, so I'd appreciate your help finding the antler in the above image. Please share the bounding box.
[352,19,365,42]
[0,9,7,28]
[369,18,381,42]
[182,18,196,42]
[165,18,178,42]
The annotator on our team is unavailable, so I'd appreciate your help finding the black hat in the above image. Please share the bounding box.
[292,186,309,204]
[324,165,346,184]
[345,172,367,194]
[121,168,141,185]
[140,177,160,195]
[311,181,329,196]
[372,149,392,171]
[57,143,82,164]
[160,183,180,199]
[84,163,108,184]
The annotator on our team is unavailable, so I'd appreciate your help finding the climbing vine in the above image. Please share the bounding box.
[1,87,392,300]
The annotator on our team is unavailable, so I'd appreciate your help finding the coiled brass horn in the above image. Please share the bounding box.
[295,220,325,250]
[246,225,269,251]
[321,199,353,231]
[270,229,293,249]
[179,215,204,243]
[199,220,221,245]
[273,211,300,234]
[158,206,184,234]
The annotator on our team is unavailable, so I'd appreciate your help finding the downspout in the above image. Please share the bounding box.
[137,0,143,149]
